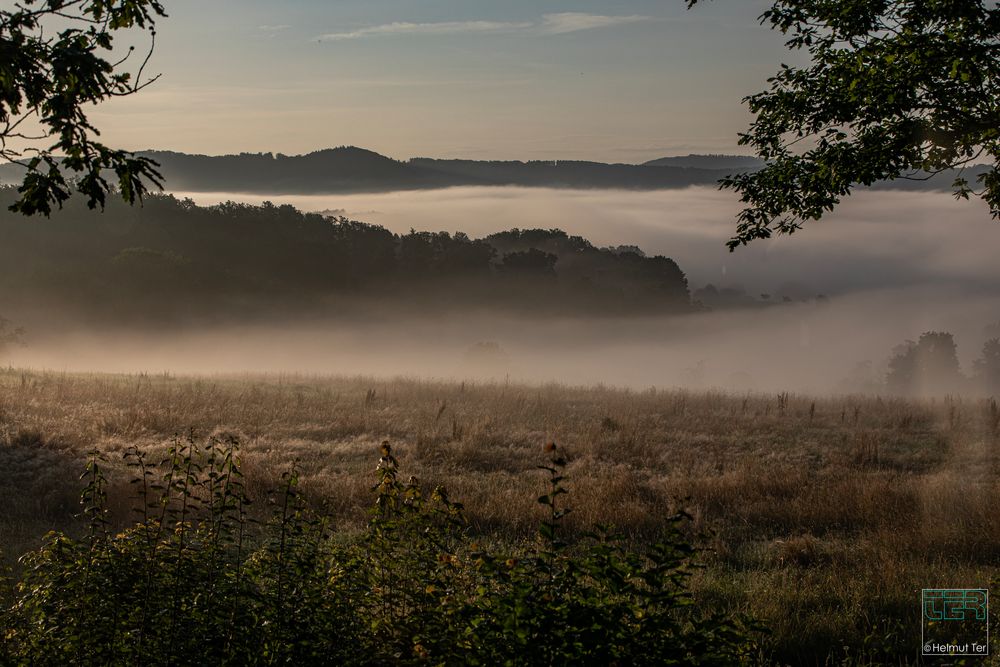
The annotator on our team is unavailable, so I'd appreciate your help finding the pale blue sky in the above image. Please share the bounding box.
[91,0,796,161]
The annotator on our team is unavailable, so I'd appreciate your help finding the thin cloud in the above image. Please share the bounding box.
[539,13,650,35]
[315,14,650,41]
[258,24,291,31]
[317,20,532,42]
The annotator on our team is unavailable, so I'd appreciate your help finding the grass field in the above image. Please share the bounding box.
[2,367,998,664]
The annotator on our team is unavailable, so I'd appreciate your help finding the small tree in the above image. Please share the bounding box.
[886,331,963,395]
[0,317,23,361]
[974,338,1000,395]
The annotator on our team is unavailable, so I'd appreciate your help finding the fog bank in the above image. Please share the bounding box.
[7,285,997,395]
[8,186,1000,394]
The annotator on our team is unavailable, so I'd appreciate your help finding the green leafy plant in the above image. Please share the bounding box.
[687,0,1000,249]
[0,436,762,665]
[1,0,166,215]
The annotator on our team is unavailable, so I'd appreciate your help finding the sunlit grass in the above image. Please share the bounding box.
[1,368,997,663]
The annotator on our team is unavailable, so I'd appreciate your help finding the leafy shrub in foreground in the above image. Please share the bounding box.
[0,436,761,665]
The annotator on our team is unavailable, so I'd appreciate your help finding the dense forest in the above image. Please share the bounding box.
[0,188,692,325]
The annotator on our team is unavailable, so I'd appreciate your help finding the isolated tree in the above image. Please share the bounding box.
[0,316,24,360]
[886,340,917,393]
[687,1,1000,249]
[886,331,963,395]
[985,320,1000,341]
[974,338,1000,395]
[1,0,166,216]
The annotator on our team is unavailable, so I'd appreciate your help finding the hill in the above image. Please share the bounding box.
[1,147,985,195]
[406,157,734,190]
[0,187,693,325]
[137,147,457,193]
[137,149,738,193]
[643,154,765,169]
[0,148,744,193]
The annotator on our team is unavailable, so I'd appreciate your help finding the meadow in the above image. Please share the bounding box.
[1,367,998,664]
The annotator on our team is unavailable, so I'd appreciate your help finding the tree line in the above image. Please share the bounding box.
[0,188,692,325]
[872,331,1000,396]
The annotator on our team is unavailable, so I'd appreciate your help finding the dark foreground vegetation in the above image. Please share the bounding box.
[0,187,691,325]
[0,436,757,666]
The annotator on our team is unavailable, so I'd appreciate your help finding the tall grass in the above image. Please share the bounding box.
[0,436,757,665]
[2,368,999,662]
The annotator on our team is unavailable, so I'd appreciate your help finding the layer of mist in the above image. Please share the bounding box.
[6,285,997,395]
[7,186,999,395]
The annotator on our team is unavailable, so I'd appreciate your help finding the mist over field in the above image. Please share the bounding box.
[8,186,999,394]
[7,289,996,394]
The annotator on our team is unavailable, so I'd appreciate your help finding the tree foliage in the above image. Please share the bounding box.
[1,0,166,216]
[0,316,24,359]
[0,190,694,321]
[688,0,1000,249]
[886,331,963,395]
[975,337,1000,395]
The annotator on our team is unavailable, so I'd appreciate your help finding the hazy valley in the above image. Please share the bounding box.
[3,0,1000,661]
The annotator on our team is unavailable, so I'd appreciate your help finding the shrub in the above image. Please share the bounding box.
[0,436,761,665]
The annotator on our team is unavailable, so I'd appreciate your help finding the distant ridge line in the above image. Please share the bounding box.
[0,146,983,196]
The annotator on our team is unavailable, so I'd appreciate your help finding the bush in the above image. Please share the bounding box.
[0,436,761,665]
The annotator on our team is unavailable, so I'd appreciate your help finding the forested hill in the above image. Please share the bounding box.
[0,148,742,194]
[0,147,983,195]
[642,155,765,169]
[0,146,985,195]
[138,148,740,193]
[405,157,734,190]
[0,188,692,325]
[142,147,456,193]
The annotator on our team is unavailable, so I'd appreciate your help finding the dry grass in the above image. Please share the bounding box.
[1,368,998,663]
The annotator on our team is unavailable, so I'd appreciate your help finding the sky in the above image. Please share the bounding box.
[85,0,793,161]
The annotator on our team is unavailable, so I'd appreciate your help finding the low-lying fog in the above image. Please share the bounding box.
[9,187,1000,394]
